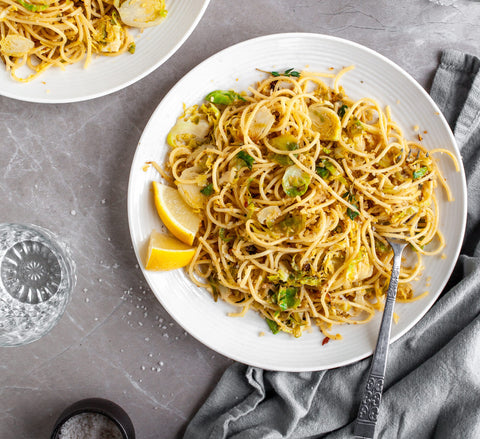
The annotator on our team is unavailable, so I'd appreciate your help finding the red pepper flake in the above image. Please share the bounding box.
[322,337,330,346]
[418,134,423,141]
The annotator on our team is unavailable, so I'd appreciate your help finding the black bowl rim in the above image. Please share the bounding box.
[50,397,135,439]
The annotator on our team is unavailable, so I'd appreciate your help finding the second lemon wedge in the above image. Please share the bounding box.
[152,181,201,246]
[145,230,195,271]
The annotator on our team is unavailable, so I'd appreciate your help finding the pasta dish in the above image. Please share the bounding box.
[0,0,167,82]
[161,67,457,339]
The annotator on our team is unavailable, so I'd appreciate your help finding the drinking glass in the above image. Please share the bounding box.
[0,223,76,347]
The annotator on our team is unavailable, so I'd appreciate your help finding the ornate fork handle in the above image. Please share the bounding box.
[354,239,406,439]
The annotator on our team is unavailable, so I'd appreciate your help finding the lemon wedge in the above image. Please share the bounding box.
[152,181,201,246]
[308,104,342,141]
[145,230,195,271]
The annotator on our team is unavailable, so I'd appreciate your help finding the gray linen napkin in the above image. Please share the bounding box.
[183,49,480,439]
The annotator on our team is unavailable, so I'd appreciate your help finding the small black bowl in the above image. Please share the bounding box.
[51,398,135,439]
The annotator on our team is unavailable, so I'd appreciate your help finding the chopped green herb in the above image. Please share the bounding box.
[207,275,219,302]
[322,159,337,175]
[16,0,49,11]
[236,151,255,170]
[375,239,388,252]
[200,183,214,196]
[316,166,330,179]
[205,90,245,105]
[270,68,301,78]
[343,191,359,220]
[272,154,294,166]
[347,207,359,220]
[276,286,300,311]
[338,104,349,118]
[316,159,338,180]
[266,318,279,334]
[219,228,233,243]
[413,166,428,180]
[127,42,136,54]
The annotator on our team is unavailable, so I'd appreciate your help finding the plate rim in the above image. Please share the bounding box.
[127,32,468,371]
[0,0,211,104]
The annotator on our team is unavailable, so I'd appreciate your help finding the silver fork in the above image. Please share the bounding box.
[354,237,407,439]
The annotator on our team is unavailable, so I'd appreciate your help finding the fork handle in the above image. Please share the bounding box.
[353,245,405,438]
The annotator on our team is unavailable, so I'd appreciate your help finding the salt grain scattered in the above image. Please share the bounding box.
[70,210,76,216]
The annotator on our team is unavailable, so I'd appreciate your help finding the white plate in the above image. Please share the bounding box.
[127,33,467,371]
[0,0,210,103]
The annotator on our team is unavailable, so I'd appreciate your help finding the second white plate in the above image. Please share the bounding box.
[0,0,210,103]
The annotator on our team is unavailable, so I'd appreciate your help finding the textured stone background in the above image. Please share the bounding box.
[1,1,480,438]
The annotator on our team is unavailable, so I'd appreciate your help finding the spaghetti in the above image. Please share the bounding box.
[164,67,457,339]
[0,0,166,82]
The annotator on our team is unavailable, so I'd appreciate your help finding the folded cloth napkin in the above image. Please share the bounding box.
[183,49,480,439]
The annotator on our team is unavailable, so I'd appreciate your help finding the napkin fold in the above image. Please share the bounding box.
[183,49,480,439]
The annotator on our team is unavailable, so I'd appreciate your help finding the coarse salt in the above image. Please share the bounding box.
[58,412,123,439]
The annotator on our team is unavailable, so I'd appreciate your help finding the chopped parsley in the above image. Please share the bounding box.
[343,191,359,220]
[413,166,428,180]
[236,151,255,170]
[316,166,330,179]
[200,183,214,196]
[276,286,300,311]
[266,318,280,334]
[338,104,349,118]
